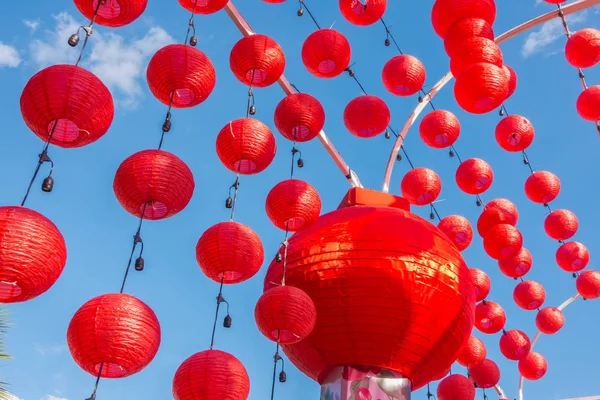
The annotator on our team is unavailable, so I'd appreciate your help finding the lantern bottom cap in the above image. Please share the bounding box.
[0,280,22,301]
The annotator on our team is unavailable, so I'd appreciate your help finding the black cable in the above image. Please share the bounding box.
[86,363,104,400]
[184,0,200,45]
[380,18,403,55]
[229,173,240,222]
[269,341,281,400]
[298,0,321,29]
[21,120,57,206]
[75,0,103,67]
[209,276,225,349]
[119,203,146,294]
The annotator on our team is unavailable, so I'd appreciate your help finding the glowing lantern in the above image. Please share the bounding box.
[177,0,229,13]
[265,179,322,231]
[513,280,546,311]
[20,65,114,148]
[438,215,473,251]
[468,359,500,389]
[499,330,531,361]
[565,28,600,68]
[196,222,264,284]
[518,352,548,381]
[456,336,487,368]
[544,209,578,241]
[474,301,506,334]
[498,248,532,279]
[536,307,565,335]
[449,37,503,78]
[454,63,509,114]
[274,93,325,142]
[382,54,426,96]
[67,293,160,378]
[230,34,285,87]
[146,44,216,108]
[443,18,494,57]
[73,0,147,27]
[483,224,523,260]
[556,241,589,272]
[503,65,518,99]
[419,109,461,149]
[477,198,519,237]
[339,0,387,26]
[437,374,476,400]
[469,268,490,302]
[431,0,497,38]
[0,207,67,303]
[343,95,391,138]
[400,168,442,206]
[494,115,534,152]
[576,270,600,299]
[173,350,250,400]
[216,118,276,174]
[456,158,493,195]
[576,85,600,121]
[525,171,561,204]
[302,29,351,78]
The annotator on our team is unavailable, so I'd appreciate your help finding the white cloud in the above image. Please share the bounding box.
[521,11,587,57]
[7,394,22,400]
[34,342,67,356]
[24,19,41,33]
[0,42,22,68]
[41,396,68,400]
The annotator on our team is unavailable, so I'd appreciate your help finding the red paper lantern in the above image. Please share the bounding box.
[576,85,600,121]
[419,109,461,148]
[483,224,523,261]
[339,0,387,26]
[518,352,548,381]
[503,65,518,99]
[177,0,229,14]
[444,18,494,57]
[565,28,600,68]
[475,301,506,334]
[264,0,286,2]
[274,93,325,142]
[498,247,532,279]
[499,330,531,361]
[468,359,500,389]
[576,270,600,299]
[456,158,494,195]
[216,118,276,174]
[0,207,67,303]
[525,171,560,204]
[438,215,473,251]
[73,0,147,27]
[113,150,194,220]
[495,115,534,152]
[544,209,578,241]
[20,65,114,148]
[556,241,589,272]
[265,179,322,231]
[431,0,497,38]
[514,280,546,311]
[146,44,216,108]
[400,168,442,206]
[382,54,426,96]
[469,268,490,302]
[454,63,509,114]
[343,95,390,138]
[536,307,565,335]
[437,374,476,400]
[254,285,317,344]
[450,37,503,78]
[263,201,476,389]
[477,198,519,237]
[230,34,285,87]
[302,29,351,78]
[544,0,566,3]
[196,222,264,284]
[67,293,160,378]
[457,336,487,368]
[173,350,250,400]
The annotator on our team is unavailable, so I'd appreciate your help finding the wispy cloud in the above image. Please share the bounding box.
[23,19,41,34]
[0,42,22,68]
[521,11,588,58]
[41,396,68,400]
[34,342,68,356]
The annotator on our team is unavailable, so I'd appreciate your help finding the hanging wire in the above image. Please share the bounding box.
[209,276,227,350]
[119,203,147,293]
[228,172,241,221]
[297,0,321,29]
[158,92,175,150]
[184,0,200,45]
[85,363,104,400]
[21,120,57,206]
[74,0,103,67]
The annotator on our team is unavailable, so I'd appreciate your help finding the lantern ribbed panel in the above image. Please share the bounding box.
[172,350,250,400]
[444,18,494,57]
[382,54,426,96]
[469,268,490,302]
[544,209,578,241]
[73,0,147,27]
[503,65,518,99]
[494,115,534,152]
[449,37,503,78]
[456,158,493,195]
[576,85,600,121]
[196,222,264,284]
[177,0,229,14]
[437,374,476,400]
[343,95,391,138]
[113,150,194,220]
[67,293,161,378]
[254,285,317,344]
[513,280,546,310]
[536,307,565,335]
[0,207,67,303]
[419,110,461,148]
[302,29,351,78]
[499,330,531,361]
[483,224,523,261]
[468,359,500,389]
[475,301,506,334]
[477,198,518,237]
[146,44,216,108]
[339,0,387,26]
[454,63,509,114]
[518,352,548,381]
[20,65,114,148]
[576,270,600,299]
[400,168,442,206]
[556,241,589,272]
[230,34,285,87]
[216,118,276,175]
[457,336,487,368]
[265,179,322,232]
[565,28,600,68]
[263,205,475,389]
[274,93,325,142]
[438,215,473,251]
[498,248,532,279]
[525,171,560,204]
[431,0,497,38]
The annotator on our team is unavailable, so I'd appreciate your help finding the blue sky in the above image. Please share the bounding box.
[1,1,600,399]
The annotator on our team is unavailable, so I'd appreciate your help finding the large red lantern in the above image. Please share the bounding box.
[437,374,476,400]
[196,222,264,284]
[146,44,216,108]
[73,0,147,27]
[565,28,600,68]
[274,93,325,142]
[498,247,532,279]
[556,241,589,272]
[456,158,493,195]
[443,18,494,57]
[419,110,461,149]
[456,336,487,368]
[431,0,497,38]
[525,171,561,204]
[483,224,523,260]
[576,85,600,121]
[343,95,390,138]
[513,280,546,311]
[339,0,387,26]
[67,293,161,378]
[544,209,578,241]
[400,167,442,206]
[536,307,565,335]
[468,358,500,389]
[382,55,426,96]
[173,350,250,400]
[499,330,531,361]
[230,34,285,87]
[265,179,322,231]
[518,352,548,381]
[449,37,503,78]
[177,0,229,14]
[0,207,67,303]
[454,63,509,114]
[495,115,534,152]
[438,215,473,251]
[477,198,519,237]
[113,150,195,220]
[302,29,351,78]
[576,270,600,299]
[20,65,114,148]
[474,301,506,334]
[216,118,276,175]
[469,268,490,302]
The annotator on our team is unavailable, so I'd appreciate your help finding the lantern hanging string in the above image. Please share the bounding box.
[85,363,104,400]
[184,0,200,45]
[74,0,103,67]
[269,331,286,400]
[20,120,56,207]
[119,203,146,294]
[209,276,229,350]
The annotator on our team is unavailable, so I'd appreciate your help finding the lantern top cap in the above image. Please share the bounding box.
[338,188,410,211]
